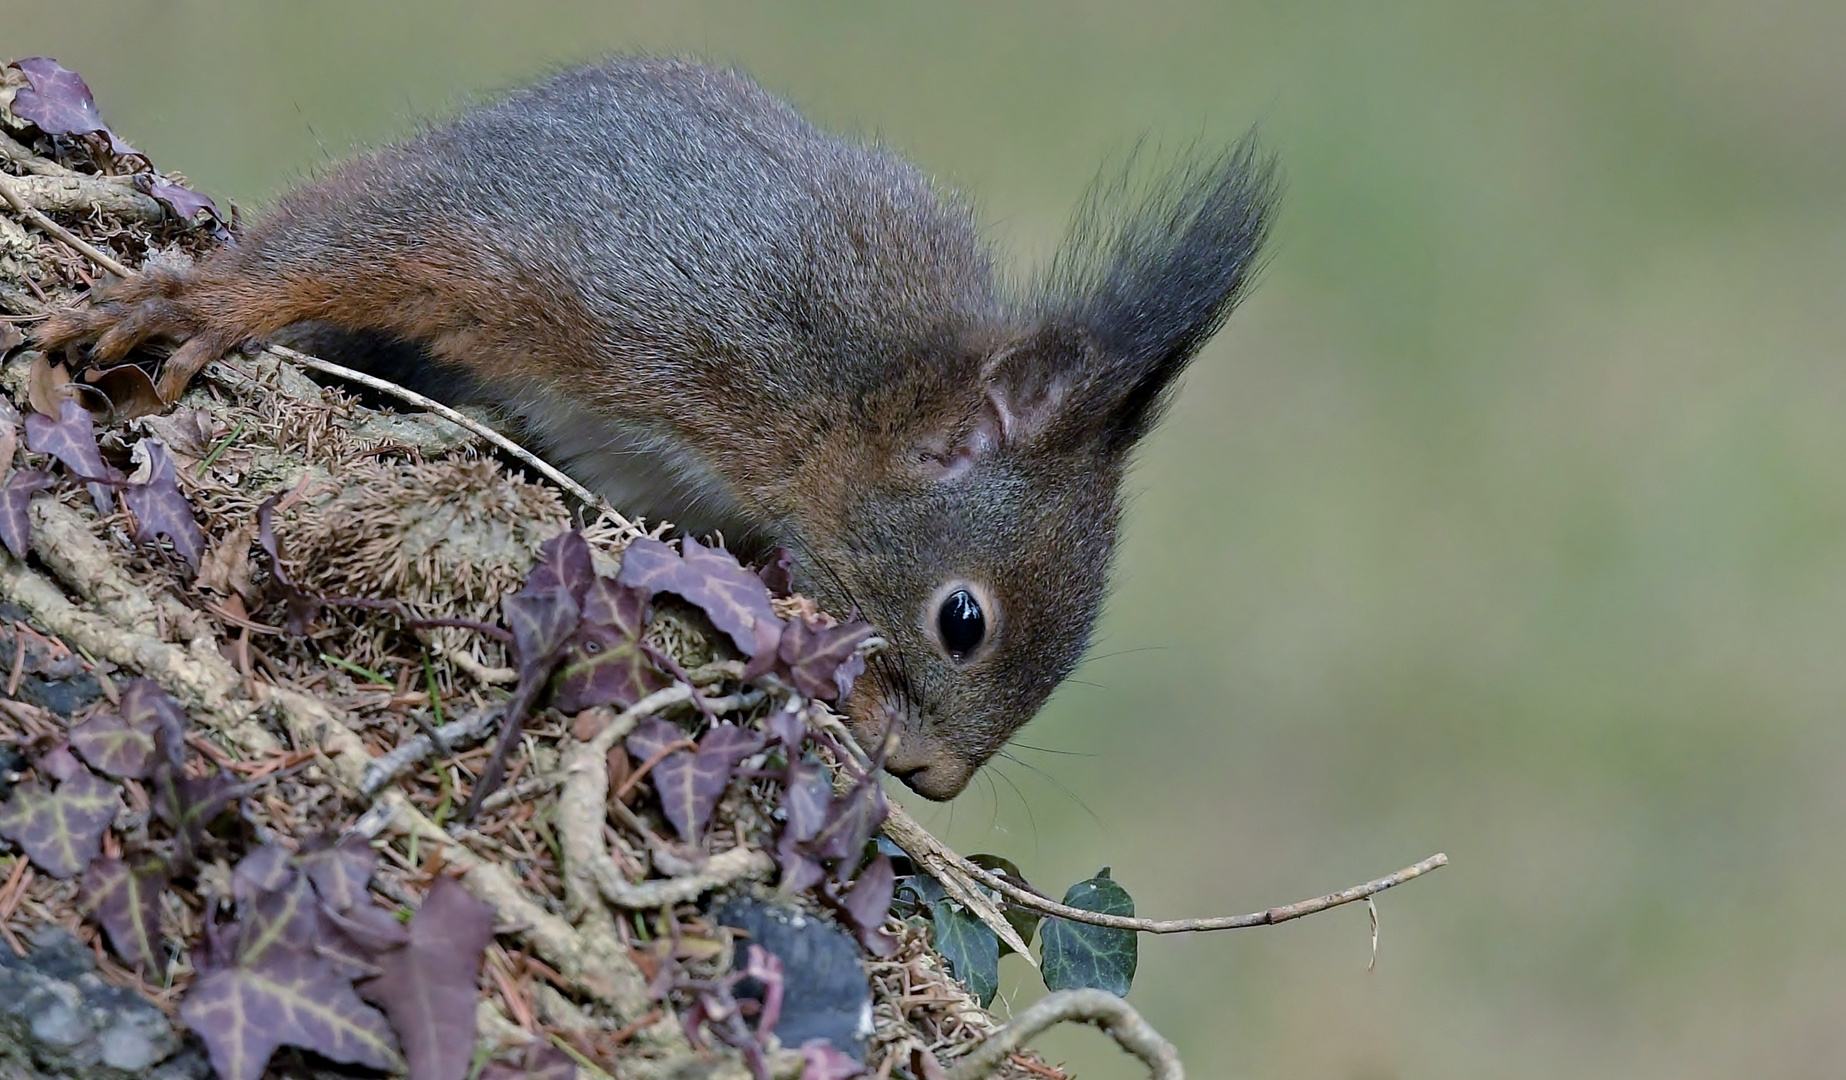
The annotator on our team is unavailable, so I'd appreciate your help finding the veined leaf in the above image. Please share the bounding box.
[1039,868,1138,997]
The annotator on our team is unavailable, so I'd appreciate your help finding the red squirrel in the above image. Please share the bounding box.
[39,57,1278,799]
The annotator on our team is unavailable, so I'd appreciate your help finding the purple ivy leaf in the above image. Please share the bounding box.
[24,400,115,512]
[181,948,402,1080]
[681,536,785,657]
[119,678,187,767]
[616,536,784,659]
[296,833,378,912]
[311,915,386,983]
[359,876,496,1080]
[0,764,119,878]
[652,748,732,842]
[123,440,203,569]
[0,468,52,559]
[782,763,831,844]
[38,743,85,782]
[503,582,579,680]
[811,780,889,866]
[551,575,667,713]
[139,176,224,226]
[778,619,876,702]
[150,763,239,868]
[193,916,240,976]
[235,872,323,967]
[323,899,410,955]
[625,718,691,764]
[775,762,836,893]
[9,57,138,157]
[608,535,681,592]
[230,844,296,905]
[649,722,769,842]
[777,832,827,895]
[68,710,157,779]
[800,1039,867,1080]
[698,723,766,767]
[82,854,170,977]
[766,708,807,752]
[524,529,597,604]
[835,854,899,958]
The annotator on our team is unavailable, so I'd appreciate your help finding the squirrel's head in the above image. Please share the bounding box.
[791,140,1280,799]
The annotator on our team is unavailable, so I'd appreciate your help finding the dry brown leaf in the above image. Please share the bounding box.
[84,363,166,421]
[26,351,72,416]
[141,405,216,458]
[197,520,258,602]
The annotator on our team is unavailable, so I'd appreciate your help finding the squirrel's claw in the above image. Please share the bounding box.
[33,265,234,403]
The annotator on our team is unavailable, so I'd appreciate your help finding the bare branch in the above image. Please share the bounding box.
[5,173,165,222]
[0,171,133,277]
[880,802,1037,964]
[884,802,1447,935]
[0,131,76,176]
[942,989,1182,1080]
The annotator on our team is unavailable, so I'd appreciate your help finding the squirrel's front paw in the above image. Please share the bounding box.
[36,265,213,363]
[34,265,240,403]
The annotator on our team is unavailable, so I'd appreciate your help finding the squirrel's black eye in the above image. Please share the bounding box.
[937,589,986,658]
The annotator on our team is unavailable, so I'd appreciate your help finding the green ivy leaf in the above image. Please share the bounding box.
[930,898,999,1007]
[1040,867,1137,997]
[969,853,1041,956]
[895,870,946,910]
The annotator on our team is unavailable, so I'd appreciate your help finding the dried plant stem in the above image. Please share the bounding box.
[0,131,75,176]
[375,789,666,1026]
[884,802,1447,935]
[266,344,634,528]
[943,989,1182,1080]
[359,705,502,795]
[5,173,166,223]
[1,506,272,751]
[557,695,775,919]
[0,171,134,277]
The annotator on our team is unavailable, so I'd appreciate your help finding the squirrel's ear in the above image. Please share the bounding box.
[979,330,1079,444]
[1037,136,1281,452]
[915,330,1078,480]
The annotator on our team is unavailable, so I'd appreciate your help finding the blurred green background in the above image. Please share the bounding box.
[8,2,1845,1077]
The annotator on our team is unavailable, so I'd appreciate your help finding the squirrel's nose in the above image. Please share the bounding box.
[884,737,977,801]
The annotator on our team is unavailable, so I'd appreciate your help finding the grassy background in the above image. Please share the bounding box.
[7,3,1845,1077]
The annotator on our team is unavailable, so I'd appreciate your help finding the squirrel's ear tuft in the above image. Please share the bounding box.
[1036,135,1281,451]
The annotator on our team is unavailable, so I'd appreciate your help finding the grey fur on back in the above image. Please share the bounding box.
[277,58,1001,409]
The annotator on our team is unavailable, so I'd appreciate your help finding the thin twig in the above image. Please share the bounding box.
[359,705,501,795]
[885,801,1446,934]
[265,344,634,528]
[942,989,1183,1080]
[0,172,133,277]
